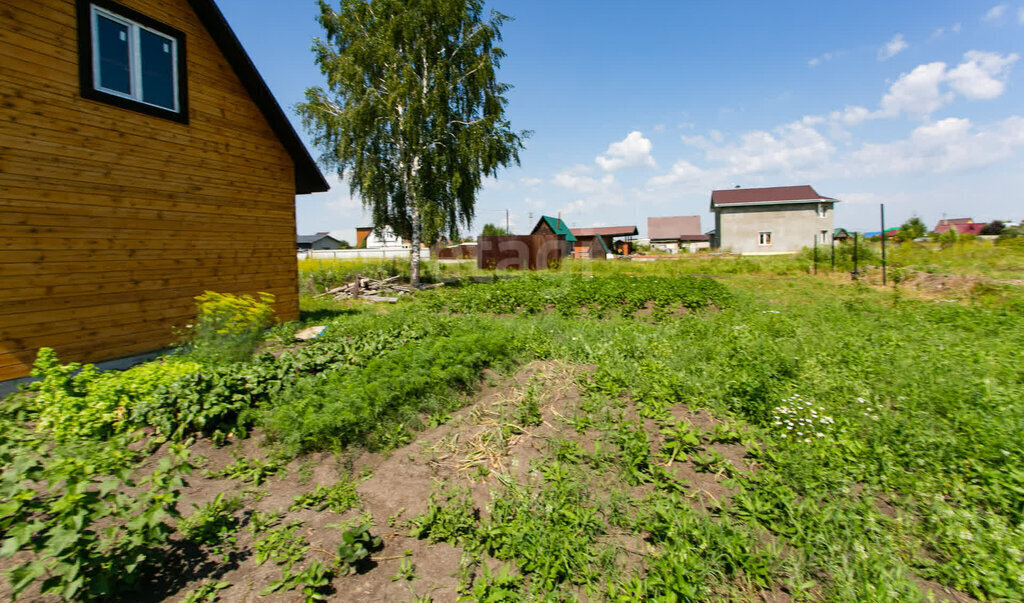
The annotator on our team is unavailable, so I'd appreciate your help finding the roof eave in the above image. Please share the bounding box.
[711,198,839,209]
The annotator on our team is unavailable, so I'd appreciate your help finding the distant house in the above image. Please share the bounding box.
[297,234,342,250]
[356,226,408,249]
[833,228,851,241]
[934,218,985,236]
[648,216,710,253]
[530,216,576,257]
[569,226,638,258]
[710,185,838,254]
[0,0,328,381]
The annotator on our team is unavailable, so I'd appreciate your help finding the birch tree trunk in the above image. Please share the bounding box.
[408,154,422,287]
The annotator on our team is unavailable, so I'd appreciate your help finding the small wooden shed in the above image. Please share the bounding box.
[0,0,329,381]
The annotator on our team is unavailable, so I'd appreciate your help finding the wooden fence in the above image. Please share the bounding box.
[477,235,566,270]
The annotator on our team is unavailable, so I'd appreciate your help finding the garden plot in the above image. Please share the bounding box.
[3,268,1022,601]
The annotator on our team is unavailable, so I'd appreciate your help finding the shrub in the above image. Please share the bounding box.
[28,348,200,441]
[186,291,277,364]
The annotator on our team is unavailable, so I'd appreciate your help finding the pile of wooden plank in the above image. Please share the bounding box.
[313,275,441,303]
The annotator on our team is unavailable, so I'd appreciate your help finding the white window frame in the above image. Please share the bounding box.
[91,4,180,113]
[759,232,772,246]
[819,230,829,244]
[817,203,827,218]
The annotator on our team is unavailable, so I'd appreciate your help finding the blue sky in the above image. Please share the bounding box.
[217,1,1024,240]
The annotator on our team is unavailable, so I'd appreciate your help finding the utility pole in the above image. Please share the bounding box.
[505,208,510,235]
[853,232,859,280]
[813,236,818,275]
[880,203,887,286]
[830,232,835,271]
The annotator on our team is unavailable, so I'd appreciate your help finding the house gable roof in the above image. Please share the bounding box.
[532,216,577,241]
[648,216,702,240]
[186,0,328,194]
[710,185,836,208]
[297,234,340,244]
[569,226,638,237]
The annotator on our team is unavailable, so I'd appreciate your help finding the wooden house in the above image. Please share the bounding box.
[569,226,637,259]
[0,0,329,381]
[529,216,576,258]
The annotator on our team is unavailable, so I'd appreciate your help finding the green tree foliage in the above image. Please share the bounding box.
[297,0,527,285]
[898,216,926,241]
[980,220,1005,235]
[480,223,510,236]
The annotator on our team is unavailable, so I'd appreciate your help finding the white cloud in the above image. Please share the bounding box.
[520,177,543,187]
[878,34,909,60]
[931,23,962,39]
[829,105,872,127]
[855,51,1019,120]
[848,116,1024,175]
[983,4,1008,21]
[879,62,952,118]
[595,131,656,171]
[809,52,833,67]
[648,160,706,187]
[653,120,834,188]
[708,122,834,176]
[946,50,1019,99]
[552,164,615,194]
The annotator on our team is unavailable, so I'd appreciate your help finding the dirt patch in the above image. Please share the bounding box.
[669,461,737,510]
[912,576,981,603]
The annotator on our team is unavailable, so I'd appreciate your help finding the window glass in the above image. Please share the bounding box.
[96,15,131,95]
[139,29,176,110]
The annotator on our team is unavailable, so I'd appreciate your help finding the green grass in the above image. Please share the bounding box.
[4,243,1023,600]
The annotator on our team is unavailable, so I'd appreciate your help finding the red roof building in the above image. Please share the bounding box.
[934,219,985,235]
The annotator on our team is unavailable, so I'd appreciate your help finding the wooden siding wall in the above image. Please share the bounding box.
[0,0,300,381]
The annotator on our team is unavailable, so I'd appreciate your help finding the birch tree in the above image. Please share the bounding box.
[297,0,526,286]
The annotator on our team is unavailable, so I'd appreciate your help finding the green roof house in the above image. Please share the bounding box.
[531,216,577,241]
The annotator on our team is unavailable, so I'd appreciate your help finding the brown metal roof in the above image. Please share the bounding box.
[569,226,638,237]
[647,216,702,240]
[710,185,836,207]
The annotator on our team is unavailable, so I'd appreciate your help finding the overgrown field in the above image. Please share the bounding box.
[2,265,1023,601]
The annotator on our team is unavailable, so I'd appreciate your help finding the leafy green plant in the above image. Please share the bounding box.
[179,580,230,603]
[261,560,334,602]
[178,493,243,561]
[290,474,367,513]
[514,383,542,428]
[409,487,478,544]
[392,555,416,581]
[0,434,192,600]
[254,521,308,570]
[204,456,282,486]
[658,421,703,464]
[335,521,383,575]
[27,348,199,441]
